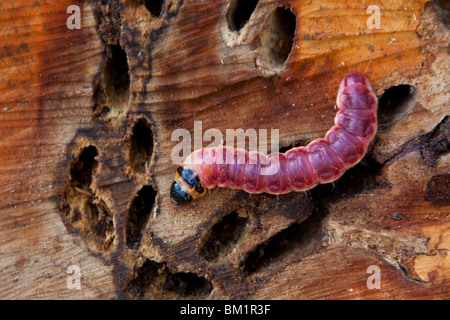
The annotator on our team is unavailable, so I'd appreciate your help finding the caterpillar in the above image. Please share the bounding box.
[170,71,378,205]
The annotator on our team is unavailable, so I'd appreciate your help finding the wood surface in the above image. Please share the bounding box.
[0,0,448,299]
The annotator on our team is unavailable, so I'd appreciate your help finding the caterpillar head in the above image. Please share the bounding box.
[170,165,206,205]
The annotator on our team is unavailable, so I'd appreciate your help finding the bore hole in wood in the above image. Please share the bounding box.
[145,0,164,17]
[256,6,296,74]
[63,146,115,252]
[69,146,99,192]
[378,85,415,128]
[432,0,450,28]
[243,210,324,274]
[200,210,248,261]
[103,44,130,116]
[129,117,154,175]
[128,259,212,298]
[227,0,259,31]
[164,272,213,297]
[311,156,383,202]
[126,185,157,249]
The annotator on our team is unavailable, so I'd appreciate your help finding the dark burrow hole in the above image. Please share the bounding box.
[126,186,157,249]
[69,146,99,192]
[145,0,164,17]
[257,6,296,73]
[103,44,130,114]
[432,0,450,28]
[129,117,154,174]
[241,154,384,274]
[128,259,213,298]
[377,85,415,128]
[200,210,248,261]
[243,208,326,274]
[64,146,115,251]
[227,0,259,31]
[164,272,212,297]
[421,116,449,167]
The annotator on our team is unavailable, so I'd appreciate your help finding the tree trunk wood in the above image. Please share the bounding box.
[0,0,448,299]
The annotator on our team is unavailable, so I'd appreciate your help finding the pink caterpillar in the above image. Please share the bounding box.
[170,71,378,204]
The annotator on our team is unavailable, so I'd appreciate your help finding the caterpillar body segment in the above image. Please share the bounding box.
[171,71,378,205]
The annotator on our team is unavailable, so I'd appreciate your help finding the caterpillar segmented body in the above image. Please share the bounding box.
[170,71,378,205]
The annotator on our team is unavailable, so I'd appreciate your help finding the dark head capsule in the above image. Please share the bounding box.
[170,181,193,205]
